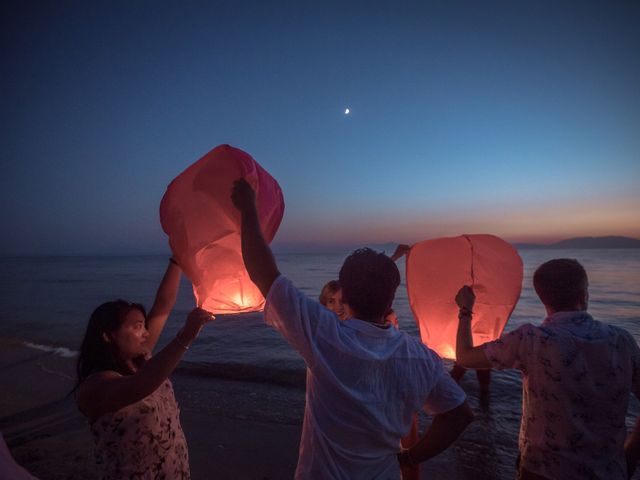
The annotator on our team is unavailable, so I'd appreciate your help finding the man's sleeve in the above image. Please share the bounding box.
[422,348,466,415]
[482,324,535,371]
[264,275,335,367]
[423,371,467,415]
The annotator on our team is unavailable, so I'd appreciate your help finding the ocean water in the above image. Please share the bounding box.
[1,249,638,371]
[1,249,639,478]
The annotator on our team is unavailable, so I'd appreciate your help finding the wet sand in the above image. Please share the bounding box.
[2,340,638,479]
[0,340,501,479]
[0,341,301,479]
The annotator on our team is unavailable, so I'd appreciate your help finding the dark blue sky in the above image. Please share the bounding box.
[1,1,639,254]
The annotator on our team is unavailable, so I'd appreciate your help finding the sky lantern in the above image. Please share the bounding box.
[160,144,284,313]
[406,234,523,360]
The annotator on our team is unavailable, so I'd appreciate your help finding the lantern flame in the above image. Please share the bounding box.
[441,344,456,360]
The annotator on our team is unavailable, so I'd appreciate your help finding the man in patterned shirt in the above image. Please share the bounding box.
[455,258,640,480]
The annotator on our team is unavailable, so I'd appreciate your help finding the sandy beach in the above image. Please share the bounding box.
[0,339,504,479]
[0,340,302,479]
[3,338,639,480]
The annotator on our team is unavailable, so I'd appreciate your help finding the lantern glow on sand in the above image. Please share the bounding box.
[160,144,284,313]
[406,234,523,360]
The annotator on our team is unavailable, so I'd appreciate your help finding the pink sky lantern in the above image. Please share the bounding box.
[406,234,523,360]
[160,144,284,313]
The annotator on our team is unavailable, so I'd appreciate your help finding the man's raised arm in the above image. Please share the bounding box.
[455,286,492,369]
[231,179,280,297]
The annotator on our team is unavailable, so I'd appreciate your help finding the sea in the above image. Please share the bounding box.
[1,249,639,478]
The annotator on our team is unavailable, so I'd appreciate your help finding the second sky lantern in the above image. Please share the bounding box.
[406,234,523,360]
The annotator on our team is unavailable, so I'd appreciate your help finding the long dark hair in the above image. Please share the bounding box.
[74,300,146,391]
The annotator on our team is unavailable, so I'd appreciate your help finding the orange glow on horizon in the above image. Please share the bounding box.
[277,194,640,246]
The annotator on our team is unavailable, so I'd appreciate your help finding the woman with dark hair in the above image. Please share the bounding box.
[75,258,213,480]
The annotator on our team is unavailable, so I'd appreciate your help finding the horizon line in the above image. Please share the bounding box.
[1,235,639,257]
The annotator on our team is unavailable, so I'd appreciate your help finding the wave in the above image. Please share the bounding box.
[14,339,305,388]
[23,341,78,358]
[592,298,640,308]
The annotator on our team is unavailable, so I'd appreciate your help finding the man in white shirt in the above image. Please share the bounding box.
[231,179,473,479]
[455,258,640,480]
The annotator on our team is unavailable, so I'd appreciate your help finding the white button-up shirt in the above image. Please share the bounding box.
[484,311,640,480]
[265,275,466,479]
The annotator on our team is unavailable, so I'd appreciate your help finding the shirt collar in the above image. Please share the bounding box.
[542,310,593,327]
[343,318,396,336]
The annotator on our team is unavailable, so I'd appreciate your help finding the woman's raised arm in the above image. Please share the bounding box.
[146,259,182,351]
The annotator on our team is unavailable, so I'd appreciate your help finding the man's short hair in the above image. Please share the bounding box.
[339,248,400,320]
[533,258,588,312]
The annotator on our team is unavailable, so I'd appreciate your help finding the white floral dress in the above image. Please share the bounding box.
[90,379,190,479]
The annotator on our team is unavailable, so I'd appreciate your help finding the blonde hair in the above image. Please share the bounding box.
[319,280,340,306]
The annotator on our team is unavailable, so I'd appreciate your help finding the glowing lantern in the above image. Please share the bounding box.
[406,234,523,360]
[160,144,284,313]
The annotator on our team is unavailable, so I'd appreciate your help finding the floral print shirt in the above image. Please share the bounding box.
[484,311,640,480]
[90,379,190,479]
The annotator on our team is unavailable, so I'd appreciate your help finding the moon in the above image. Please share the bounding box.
[344,108,350,115]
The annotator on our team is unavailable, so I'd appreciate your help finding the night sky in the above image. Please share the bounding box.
[1,1,639,255]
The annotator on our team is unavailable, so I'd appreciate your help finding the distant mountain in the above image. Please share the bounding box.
[515,236,640,249]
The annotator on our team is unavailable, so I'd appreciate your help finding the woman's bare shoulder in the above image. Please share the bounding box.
[76,370,123,417]
[80,370,123,387]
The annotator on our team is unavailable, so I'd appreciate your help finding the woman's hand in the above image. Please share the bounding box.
[179,308,216,345]
[390,244,411,262]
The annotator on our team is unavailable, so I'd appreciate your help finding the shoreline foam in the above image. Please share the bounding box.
[22,342,78,359]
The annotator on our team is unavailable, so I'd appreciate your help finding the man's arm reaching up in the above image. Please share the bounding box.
[231,179,280,297]
[455,286,492,369]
